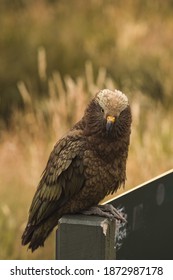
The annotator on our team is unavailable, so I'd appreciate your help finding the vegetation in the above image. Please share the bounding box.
[0,0,173,259]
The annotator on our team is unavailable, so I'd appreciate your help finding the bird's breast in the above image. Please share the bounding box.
[83,145,126,197]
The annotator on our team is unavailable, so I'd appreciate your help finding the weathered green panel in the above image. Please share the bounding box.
[109,169,173,259]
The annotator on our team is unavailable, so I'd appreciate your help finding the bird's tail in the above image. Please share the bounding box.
[21,218,58,252]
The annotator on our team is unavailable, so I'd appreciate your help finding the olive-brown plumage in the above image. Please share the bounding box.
[22,89,132,251]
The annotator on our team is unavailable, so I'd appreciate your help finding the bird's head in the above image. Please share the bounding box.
[84,89,132,139]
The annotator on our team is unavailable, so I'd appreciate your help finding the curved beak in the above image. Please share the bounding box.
[106,115,116,132]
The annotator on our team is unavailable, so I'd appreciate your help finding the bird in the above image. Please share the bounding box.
[21,89,132,252]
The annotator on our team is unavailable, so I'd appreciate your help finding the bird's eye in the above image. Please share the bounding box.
[101,108,104,113]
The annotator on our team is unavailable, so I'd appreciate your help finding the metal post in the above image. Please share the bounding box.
[56,214,116,260]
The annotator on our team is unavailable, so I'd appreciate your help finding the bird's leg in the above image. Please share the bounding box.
[99,204,127,222]
[81,204,127,222]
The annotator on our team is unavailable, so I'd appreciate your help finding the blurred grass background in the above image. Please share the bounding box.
[0,0,173,259]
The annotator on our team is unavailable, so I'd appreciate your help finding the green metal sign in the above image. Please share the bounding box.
[107,169,173,259]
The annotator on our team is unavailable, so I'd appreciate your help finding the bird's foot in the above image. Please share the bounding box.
[81,204,127,223]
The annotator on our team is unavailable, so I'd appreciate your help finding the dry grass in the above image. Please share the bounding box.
[0,59,173,259]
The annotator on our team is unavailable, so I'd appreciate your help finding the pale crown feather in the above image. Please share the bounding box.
[96,89,128,116]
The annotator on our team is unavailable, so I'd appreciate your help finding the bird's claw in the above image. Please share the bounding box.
[99,204,127,222]
[81,204,127,223]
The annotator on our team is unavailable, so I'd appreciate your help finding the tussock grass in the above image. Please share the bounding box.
[0,59,172,259]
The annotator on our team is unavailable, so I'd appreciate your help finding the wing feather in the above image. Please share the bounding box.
[28,132,85,225]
